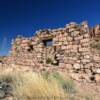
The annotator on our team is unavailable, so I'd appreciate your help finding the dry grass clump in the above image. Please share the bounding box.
[0,68,97,100]
[0,69,67,100]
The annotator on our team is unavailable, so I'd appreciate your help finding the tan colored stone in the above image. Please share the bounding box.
[80,38,89,43]
[63,32,68,36]
[71,31,80,37]
[81,59,90,63]
[62,41,68,45]
[84,63,93,69]
[94,63,100,68]
[22,39,29,44]
[65,64,73,70]
[93,56,100,61]
[95,74,100,83]
[70,49,77,53]
[81,42,90,47]
[84,55,90,59]
[61,45,67,50]
[71,45,78,52]
[62,37,67,41]
[59,63,66,67]
[79,47,90,52]
[83,34,89,38]
[94,68,100,74]
[73,40,80,45]
[69,28,76,32]
[73,63,80,70]
[66,45,73,49]
[67,37,73,41]
[74,36,83,41]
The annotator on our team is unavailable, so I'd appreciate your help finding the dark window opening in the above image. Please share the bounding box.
[42,39,53,47]
[28,45,34,52]
[0,60,3,63]
[90,76,95,81]
[53,55,59,66]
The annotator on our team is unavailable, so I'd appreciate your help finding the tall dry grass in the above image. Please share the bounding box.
[0,68,67,100]
[0,68,96,100]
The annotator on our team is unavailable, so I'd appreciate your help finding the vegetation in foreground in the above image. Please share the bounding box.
[0,68,96,100]
[0,69,67,100]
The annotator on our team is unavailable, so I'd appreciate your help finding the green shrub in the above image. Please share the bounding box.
[46,58,53,64]
[90,42,100,50]
[43,71,76,94]
[61,79,76,94]
[42,71,50,80]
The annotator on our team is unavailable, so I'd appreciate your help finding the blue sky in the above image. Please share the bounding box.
[0,0,100,56]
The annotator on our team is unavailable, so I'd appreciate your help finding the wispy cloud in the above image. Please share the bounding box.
[0,37,8,56]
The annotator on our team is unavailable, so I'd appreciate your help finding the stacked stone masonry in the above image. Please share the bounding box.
[3,21,100,82]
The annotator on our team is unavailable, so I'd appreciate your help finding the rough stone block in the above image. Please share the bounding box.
[73,63,80,70]
[66,45,73,50]
[79,47,90,52]
[93,56,100,61]
[74,36,83,41]
[69,28,76,32]
[95,74,100,83]
[84,63,93,68]
[94,68,100,74]
[83,34,89,38]
[81,59,90,63]
[84,55,90,59]
[65,64,73,70]
[81,42,90,47]
[71,31,80,37]
[80,38,89,43]
[61,45,67,50]
[67,37,73,42]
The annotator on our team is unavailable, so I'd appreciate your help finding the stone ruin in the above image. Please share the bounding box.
[2,21,100,83]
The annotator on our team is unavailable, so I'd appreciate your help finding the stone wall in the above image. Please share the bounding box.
[4,21,100,82]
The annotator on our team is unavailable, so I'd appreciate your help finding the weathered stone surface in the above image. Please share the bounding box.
[94,68,100,74]
[65,64,73,70]
[79,48,90,52]
[74,36,83,41]
[85,63,93,68]
[67,37,73,42]
[80,38,89,43]
[95,74,100,83]
[83,34,89,38]
[81,59,90,63]
[71,31,80,37]
[84,55,90,59]
[73,63,80,70]
[93,56,100,61]
[81,43,90,47]
[3,21,100,83]
[94,63,100,68]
